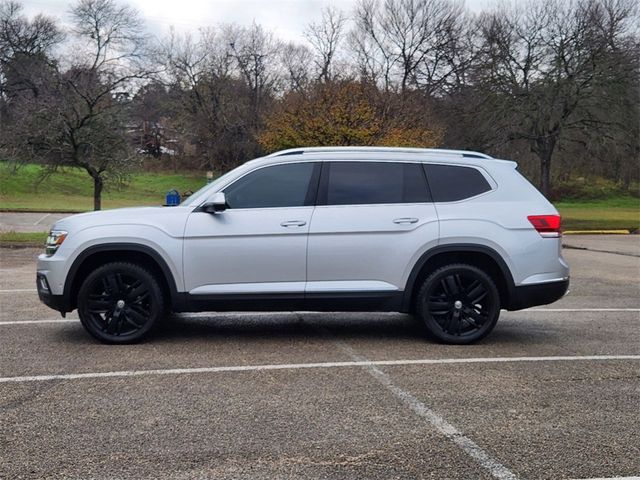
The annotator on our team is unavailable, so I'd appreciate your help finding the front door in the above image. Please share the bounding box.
[183,162,320,298]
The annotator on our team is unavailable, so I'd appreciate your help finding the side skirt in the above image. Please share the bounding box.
[180,291,404,313]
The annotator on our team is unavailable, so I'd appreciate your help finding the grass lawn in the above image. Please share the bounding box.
[556,196,639,231]
[0,163,207,211]
[0,231,47,244]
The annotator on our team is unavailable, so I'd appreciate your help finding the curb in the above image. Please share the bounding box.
[563,229,633,235]
[563,243,640,258]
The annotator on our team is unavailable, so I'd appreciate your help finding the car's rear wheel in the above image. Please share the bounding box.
[77,262,163,344]
[415,263,500,344]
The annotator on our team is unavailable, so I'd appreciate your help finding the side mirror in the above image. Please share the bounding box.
[202,192,227,214]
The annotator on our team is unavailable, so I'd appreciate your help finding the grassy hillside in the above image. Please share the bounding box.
[0,163,207,211]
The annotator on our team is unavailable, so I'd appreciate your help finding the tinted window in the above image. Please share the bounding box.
[423,164,491,202]
[322,162,429,206]
[224,163,316,209]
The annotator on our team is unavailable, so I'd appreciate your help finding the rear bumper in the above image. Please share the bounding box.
[506,278,569,311]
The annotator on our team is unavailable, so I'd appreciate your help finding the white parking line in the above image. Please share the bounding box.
[0,319,78,325]
[0,289,37,293]
[332,339,518,480]
[528,308,640,312]
[573,477,640,480]
[33,213,50,225]
[0,355,638,384]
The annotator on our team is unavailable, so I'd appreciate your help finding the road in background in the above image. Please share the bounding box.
[0,212,72,232]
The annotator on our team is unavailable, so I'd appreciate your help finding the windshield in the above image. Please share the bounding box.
[180,168,240,207]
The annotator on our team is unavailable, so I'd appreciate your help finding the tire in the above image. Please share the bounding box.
[415,263,500,345]
[77,262,164,344]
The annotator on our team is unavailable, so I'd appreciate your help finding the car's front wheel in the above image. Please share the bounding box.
[77,262,163,344]
[415,263,500,344]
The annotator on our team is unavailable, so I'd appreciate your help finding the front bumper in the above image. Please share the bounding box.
[36,273,68,314]
[506,278,569,311]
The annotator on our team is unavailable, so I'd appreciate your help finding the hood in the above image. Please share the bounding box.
[51,206,193,237]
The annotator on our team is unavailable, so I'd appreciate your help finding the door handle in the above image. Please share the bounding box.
[393,217,419,224]
[280,220,307,227]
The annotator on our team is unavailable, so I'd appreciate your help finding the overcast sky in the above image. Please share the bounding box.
[21,0,492,44]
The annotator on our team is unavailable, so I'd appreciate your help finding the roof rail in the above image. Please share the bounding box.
[267,146,493,159]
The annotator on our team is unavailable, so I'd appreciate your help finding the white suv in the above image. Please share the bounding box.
[37,147,569,344]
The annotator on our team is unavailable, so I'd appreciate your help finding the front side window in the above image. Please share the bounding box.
[223,162,317,209]
[423,164,492,202]
[321,162,429,206]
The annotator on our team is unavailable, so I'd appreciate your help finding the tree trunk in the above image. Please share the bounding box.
[93,175,103,211]
[540,155,551,197]
[533,136,556,197]
[401,67,410,94]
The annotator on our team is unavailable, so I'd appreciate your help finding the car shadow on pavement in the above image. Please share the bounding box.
[147,312,542,346]
[154,312,425,341]
[53,313,553,347]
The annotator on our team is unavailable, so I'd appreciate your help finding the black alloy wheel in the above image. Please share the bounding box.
[77,262,163,343]
[416,263,500,344]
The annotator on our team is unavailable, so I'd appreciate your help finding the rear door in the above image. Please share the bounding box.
[306,161,439,296]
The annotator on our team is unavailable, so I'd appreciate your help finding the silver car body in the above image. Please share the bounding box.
[37,147,569,313]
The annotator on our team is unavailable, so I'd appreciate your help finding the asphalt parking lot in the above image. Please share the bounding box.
[0,239,638,479]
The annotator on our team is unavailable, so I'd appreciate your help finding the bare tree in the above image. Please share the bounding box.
[352,0,469,94]
[280,41,312,92]
[413,2,473,96]
[0,1,63,92]
[474,0,638,195]
[158,26,265,170]
[58,0,154,209]
[304,6,348,82]
[227,22,281,128]
[351,0,401,90]
[0,1,62,174]
[4,0,154,210]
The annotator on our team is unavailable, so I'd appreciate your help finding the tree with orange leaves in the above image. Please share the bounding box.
[259,81,442,152]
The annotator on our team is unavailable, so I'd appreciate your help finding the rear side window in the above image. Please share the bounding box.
[321,162,430,206]
[223,162,318,209]
[423,164,492,202]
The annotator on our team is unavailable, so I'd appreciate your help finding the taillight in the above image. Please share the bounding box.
[527,215,561,237]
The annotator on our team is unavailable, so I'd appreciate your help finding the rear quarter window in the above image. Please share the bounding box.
[423,164,492,202]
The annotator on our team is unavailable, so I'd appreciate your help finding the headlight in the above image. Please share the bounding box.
[45,230,68,256]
